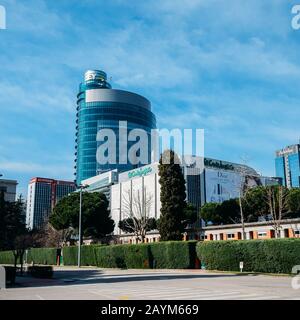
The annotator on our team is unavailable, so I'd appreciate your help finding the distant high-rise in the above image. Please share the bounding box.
[275,144,300,188]
[26,178,76,230]
[0,178,17,202]
[75,70,156,185]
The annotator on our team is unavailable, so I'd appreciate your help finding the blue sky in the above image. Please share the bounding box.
[0,0,300,197]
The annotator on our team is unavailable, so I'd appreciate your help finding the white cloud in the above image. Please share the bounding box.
[0,81,74,114]
[0,159,73,178]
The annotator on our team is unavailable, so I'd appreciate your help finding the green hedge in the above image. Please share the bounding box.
[150,241,197,269]
[95,243,151,269]
[0,241,197,269]
[93,241,197,269]
[63,245,102,266]
[61,241,197,269]
[197,239,300,274]
[27,248,57,265]
[2,239,300,273]
[0,247,57,265]
[0,251,15,265]
[62,246,78,266]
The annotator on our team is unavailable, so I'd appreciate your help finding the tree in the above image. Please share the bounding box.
[0,193,27,250]
[13,231,34,273]
[287,188,300,217]
[183,203,198,227]
[50,192,114,243]
[200,202,220,224]
[119,188,155,243]
[242,186,269,221]
[200,186,300,229]
[200,199,240,225]
[235,156,256,240]
[158,150,186,241]
[265,185,289,238]
[118,217,157,242]
[0,193,31,270]
[32,223,67,248]
[217,199,241,224]
[9,196,32,270]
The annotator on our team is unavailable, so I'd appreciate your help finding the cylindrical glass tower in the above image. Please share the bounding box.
[75,70,157,185]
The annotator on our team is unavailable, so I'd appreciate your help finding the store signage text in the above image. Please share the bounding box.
[128,167,152,179]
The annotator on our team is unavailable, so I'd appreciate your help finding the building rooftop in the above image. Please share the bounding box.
[0,178,18,184]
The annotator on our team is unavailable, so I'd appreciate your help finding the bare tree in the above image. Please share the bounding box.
[265,185,289,238]
[13,232,34,274]
[33,223,75,248]
[235,156,252,240]
[121,188,154,243]
[232,155,263,239]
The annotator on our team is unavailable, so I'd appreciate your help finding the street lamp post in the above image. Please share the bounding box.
[77,184,89,268]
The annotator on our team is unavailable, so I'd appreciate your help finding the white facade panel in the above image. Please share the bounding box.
[85,89,151,110]
[120,180,132,222]
[110,166,161,235]
[143,174,157,219]
[111,183,121,235]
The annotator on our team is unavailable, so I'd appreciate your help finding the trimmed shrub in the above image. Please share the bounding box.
[27,248,57,265]
[95,244,150,269]
[81,245,101,266]
[28,266,53,278]
[0,251,15,265]
[63,245,102,266]
[150,241,197,269]
[62,246,78,266]
[0,241,198,270]
[124,244,151,269]
[93,242,197,269]
[197,239,300,274]
[95,245,125,268]
[2,239,299,274]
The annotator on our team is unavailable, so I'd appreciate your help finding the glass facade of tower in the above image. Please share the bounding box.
[288,153,300,187]
[275,156,286,187]
[275,144,300,188]
[75,70,157,185]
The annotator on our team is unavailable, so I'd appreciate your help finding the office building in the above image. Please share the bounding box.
[81,170,118,203]
[75,69,157,185]
[26,177,76,230]
[275,144,300,188]
[0,178,17,202]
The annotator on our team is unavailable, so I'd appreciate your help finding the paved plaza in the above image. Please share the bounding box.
[0,267,299,300]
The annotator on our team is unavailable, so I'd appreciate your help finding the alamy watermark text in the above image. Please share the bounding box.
[292,5,300,30]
